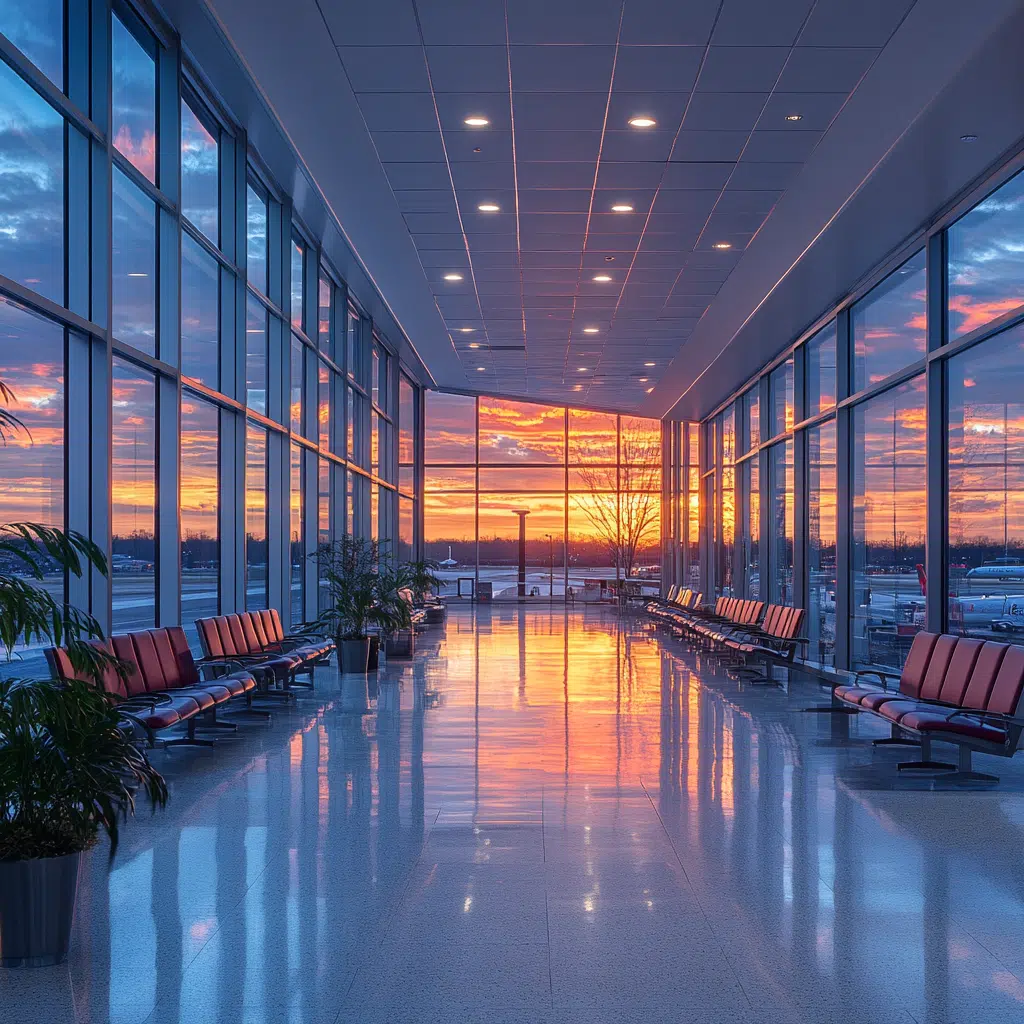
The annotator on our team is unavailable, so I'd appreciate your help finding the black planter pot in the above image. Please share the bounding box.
[0,852,82,968]
[367,636,380,671]
[385,629,415,659]
[339,637,370,674]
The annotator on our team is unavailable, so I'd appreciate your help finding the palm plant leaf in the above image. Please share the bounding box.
[0,378,26,444]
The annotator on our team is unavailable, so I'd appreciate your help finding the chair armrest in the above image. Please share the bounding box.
[854,668,901,690]
[945,708,1024,730]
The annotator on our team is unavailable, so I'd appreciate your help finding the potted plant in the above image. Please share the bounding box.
[375,559,415,659]
[313,536,381,674]
[0,675,167,967]
[0,379,168,967]
[406,560,445,624]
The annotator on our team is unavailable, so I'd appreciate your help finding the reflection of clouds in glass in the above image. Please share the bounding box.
[245,423,268,610]
[853,251,926,392]
[245,295,266,413]
[181,233,219,385]
[111,13,156,182]
[319,361,331,450]
[290,335,304,434]
[112,167,156,355]
[479,397,565,463]
[0,295,63,525]
[0,58,64,302]
[425,391,476,462]
[569,408,617,462]
[246,184,267,293]
[181,100,218,244]
[0,1,63,87]
[399,375,414,464]
[111,361,155,540]
[180,394,218,537]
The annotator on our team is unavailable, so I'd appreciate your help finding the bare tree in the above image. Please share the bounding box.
[570,419,661,578]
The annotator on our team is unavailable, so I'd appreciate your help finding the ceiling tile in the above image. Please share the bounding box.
[728,160,803,190]
[650,189,720,216]
[518,162,597,189]
[416,0,507,45]
[338,46,428,92]
[355,91,438,131]
[515,129,602,162]
[434,93,510,133]
[741,129,823,163]
[619,0,719,45]
[371,131,446,163]
[800,0,916,47]
[510,45,615,92]
[713,189,782,215]
[776,47,879,93]
[383,161,453,190]
[506,0,624,44]
[512,92,609,131]
[606,91,689,132]
[426,46,510,93]
[595,161,667,190]
[518,191,593,214]
[601,129,678,162]
[712,0,814,46]
[662,162,734,189]
[449,161,516,191]
[394,190,458,214]
[683,91,769,132]
[756,91,849,131]
[697,46,789,93]
[403,211,462,233]
[613,46,703,92]
[320,0,419,44]
[444,132,514,162]
[672,129,749,162]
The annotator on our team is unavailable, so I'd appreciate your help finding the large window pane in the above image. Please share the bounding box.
[0,0,63,87]
[111,12,156,182]
[805,321,837,416]
[399,374,415,471]
[290,444,304,626]
[852,376,926,668]
[569,408,617,463]
[743,388,760,451]
[479,494,564,599]
[290,335,304,435]
[715,407,735,596]
[399,497,413,562]
[0,58,64,303]
[852,250,926,393]
[948,169,1024,340]
[319,362,332,451]
[425,391,476,463]
[425,493,474,596]
[807,420,837,666]
[742,456,759,599]
[180,394,219,642]
[245,295,267,413]
[947,324,1024,639]
[111,361,156,631]
[246,183,267,294]
[768,440,793,604]
[181,233,219,386]
[245,423,267,611]
[768,358,793,437]
[318,273,332,357]
[318,458,331,546]
[112,167,156,356]
[181,99,218,245]
[291,239,304,331]
[478,397,564,463]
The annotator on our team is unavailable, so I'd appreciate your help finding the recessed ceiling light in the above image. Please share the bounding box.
[128,272,148,277]
[464,116,490,127]
[644,361,656,367]
[646,387,654,393]
[476,366,486,371]
[577,366,588,372]
[443,273,463,281]
[458,327,474,333]
[960,134,978,142]
[784,114,802,122]
[477,203,500,212]
[583,327,599,334]
[628,116,656,128]
[611,204,634,213]
[593,274,612,282]
[638,377,649,383]
[468,342,481,348]
[712,242,732,250]
[604,256,615,262]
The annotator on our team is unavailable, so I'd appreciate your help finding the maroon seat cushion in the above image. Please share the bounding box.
[164,694,202,719]
[218,672,257,696]
[834,684,881,706]
[897,709,1009,745]
[877,699,930,725]
[135,706,182,731]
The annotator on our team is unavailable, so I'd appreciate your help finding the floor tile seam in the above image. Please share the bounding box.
[952,920,1024,988]
[639,771,755,1011]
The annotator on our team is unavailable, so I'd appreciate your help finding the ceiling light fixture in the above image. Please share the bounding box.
[646,387,654,393]
[476,366,486,371]
[577,366,588,372]
[611,204,634,213]
[443,273,463,281]
[583,327,599,334]
[605,256,615,262]
[468,343,481,348]
[712,242,732,250]
[127,272,148,277]
[477,203,500,212]
[644,361,655,367]
[638,377,649,383]
[593,274,612,282]
[458,327,474,333]
[960,134,978,142]
[464,116,490,127]
[628,116,656,128]
[785,114,802,122]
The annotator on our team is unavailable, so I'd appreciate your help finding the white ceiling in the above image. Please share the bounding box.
[196,0,1024,416]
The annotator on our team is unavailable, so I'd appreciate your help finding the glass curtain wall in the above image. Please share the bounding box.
[425,393,660,601]
[0,0,415,659]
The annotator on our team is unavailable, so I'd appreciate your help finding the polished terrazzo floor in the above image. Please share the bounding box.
[4,605,1024,1024]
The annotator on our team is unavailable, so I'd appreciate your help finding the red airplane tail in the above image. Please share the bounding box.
[915,564,927,597]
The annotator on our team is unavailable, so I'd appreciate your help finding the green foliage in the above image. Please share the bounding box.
[0,676,168,860]
[404,560,442,603]
[313,535,384,640]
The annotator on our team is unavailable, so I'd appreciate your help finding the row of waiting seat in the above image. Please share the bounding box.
[649,586,1024,782]
[47,610,334,747]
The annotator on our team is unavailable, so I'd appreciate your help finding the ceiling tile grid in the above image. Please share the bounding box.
[331,0,917,409]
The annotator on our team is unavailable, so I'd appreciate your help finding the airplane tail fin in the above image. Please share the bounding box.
[915,563,927,597]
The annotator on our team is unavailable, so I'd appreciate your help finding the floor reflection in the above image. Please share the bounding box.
[3,606,1024,1023]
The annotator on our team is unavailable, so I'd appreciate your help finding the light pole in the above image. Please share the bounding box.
[546,533,553,598]
[512,508,530,599]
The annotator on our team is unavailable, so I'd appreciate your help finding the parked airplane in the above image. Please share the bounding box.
[438,545,458,569]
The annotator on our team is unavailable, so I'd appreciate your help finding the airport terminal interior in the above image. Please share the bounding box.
[4,0,1024,1021]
